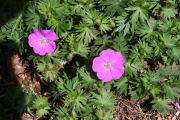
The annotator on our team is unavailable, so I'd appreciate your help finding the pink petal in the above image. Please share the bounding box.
[28,33,41,48]
[41,30,57,41]
[111,65,124,79]
[110,52,124,65]
[92,57,106,72]
[100,49,114,62]
[97,69,113,82]
[41,41,56,54]
[34,29,44,38]
[152,18,156,24]
[33,46,46,55]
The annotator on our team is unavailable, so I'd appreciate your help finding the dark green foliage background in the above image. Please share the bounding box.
[0,0,180,119]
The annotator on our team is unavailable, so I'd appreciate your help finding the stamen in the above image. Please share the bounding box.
[105,62,112,69]
[41,37,48,43]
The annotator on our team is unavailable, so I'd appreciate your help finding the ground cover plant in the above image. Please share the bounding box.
[0,0,180,119]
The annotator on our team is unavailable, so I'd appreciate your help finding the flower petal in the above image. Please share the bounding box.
[110,51,124,65]
[97,69,113,82]
[92,57,106,72]
[41,41,56,54]
[100,49,114,62]
[34,29,44,38]
[33,46,46,55]
[41,30,57,41]
[111,65,124,79]
[28,33,41,48]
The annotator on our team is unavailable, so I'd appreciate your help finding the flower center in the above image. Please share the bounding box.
[105,62,112,69]
[41,37,48,43]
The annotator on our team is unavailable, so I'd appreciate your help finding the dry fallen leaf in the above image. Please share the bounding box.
[21,112,36,120]
[6,52,41,94]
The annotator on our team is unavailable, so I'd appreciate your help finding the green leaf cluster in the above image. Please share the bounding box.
[0,0,180,118]
[32,96,50,117]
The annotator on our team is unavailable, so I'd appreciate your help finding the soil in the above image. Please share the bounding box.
[113,93,180,120]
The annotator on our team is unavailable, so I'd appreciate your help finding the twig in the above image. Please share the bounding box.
[120,100,133,110]
[168,97,177,107]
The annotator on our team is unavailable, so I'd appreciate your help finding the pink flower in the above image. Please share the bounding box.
[92,49,125,82]
[175,102,180,111]
[152,18,156,24]
[28,29,57,55]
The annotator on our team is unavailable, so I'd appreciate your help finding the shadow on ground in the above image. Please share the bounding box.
[0,1,32,119]
[0,0,30,27]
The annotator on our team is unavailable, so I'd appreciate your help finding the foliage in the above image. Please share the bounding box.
[1,86,35,116]
[152,99,171,114]
[0,0,180,119]
[32,96,50,117]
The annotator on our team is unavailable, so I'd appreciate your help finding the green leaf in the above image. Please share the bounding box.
[0,17,26,54]
[50,20,72,37]
[24,5,41,31]
[124,60,141,77]
[129,46,141,62]
[37,60,59,82]
[0,24,11,42]
[158,64,180,76]
[38,0,61,16]
[77,67,96,89]
[126,6,147,25]
[32,96,50,117]
[64,89,89,113]
[169,48,180,62]
[160,7,177,19]
[99,16,112,34]
[136,18,159,39]
[37,62,46,71]
[37,107,50,117]
[111,36,129,58]
[164,85,180,100]
[66,34,90,57]
[76,23,98,44]
[114,77,128,95]
[82,9,99,26]
[91,88,116,111]
[96,110,113,120]
[149,0,162,14]
[150,40,163,56]
[158,19,174,32]
[152,99,170,114]
[160,33,176,48]
[138,40,152,58]
[101,0,127,15]
[75,42,90,57]
[113,15,131,36]
[162,55,172,65]
[54,107,76,120]
[17,90,34,113]
[140,71,162,97]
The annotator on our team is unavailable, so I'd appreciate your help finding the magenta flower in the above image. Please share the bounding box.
[152,18,156,24]
[28,29,57,55]
[92,49,125,82]
[175,102,180,111]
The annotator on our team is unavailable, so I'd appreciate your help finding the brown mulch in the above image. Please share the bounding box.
[113,94,180,120]
[5,52,41,95]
